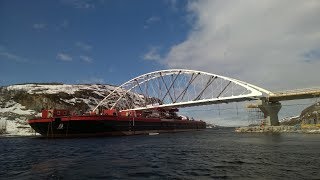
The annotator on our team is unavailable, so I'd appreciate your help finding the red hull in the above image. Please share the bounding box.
[28,114,206,137]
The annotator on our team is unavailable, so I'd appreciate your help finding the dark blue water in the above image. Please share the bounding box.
[1,128,319,179]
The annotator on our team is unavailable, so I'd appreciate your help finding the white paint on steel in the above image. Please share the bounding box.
[93,69,271,111]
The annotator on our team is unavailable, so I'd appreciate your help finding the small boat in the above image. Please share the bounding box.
[148,132,159,136]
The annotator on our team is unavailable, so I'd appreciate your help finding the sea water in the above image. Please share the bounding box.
[1,128,319,179]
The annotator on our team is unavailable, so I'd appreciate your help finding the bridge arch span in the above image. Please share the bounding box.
[93,69,272,111]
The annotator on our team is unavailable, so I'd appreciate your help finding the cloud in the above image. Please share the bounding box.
[33,23,46,30]
[61,0,95,9]
[79,55,93,63]
[146,16,161,24]
[75,42,92,51]
[143,47,161,61]
[61,20,69,28]
[57,53,72,61]
[303,49,320,63]
[0,52,27,62]
[165,0,179,12]
[163,0,320,91]
[0,45,6,52]
[0,47,28,63]
[55,20,69,30]
[144,16,161,29]
[77,77,105,84]
[107,67,114,73]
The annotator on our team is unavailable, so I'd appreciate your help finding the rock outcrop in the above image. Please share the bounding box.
[0,83,146,135]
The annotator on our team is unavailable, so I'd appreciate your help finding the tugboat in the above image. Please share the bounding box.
[28,108,206,137]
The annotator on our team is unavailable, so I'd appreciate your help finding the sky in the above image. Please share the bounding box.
[1,0,320,91]
[0,0,190,86]
[1,0,319,125]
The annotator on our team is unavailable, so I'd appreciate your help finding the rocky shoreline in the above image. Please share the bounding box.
[235,125,320,134]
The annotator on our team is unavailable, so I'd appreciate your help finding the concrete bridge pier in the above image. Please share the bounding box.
[258,99,282,126]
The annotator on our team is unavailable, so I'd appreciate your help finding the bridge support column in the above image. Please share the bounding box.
[258,100,281,126]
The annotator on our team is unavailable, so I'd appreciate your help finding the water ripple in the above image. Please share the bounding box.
[1,128,320,179]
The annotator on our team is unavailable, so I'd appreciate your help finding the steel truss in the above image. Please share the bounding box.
[93,69,272,111]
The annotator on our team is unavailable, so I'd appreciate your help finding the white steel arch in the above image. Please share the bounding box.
[93,69,272,111]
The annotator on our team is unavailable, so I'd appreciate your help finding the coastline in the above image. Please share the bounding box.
[235,124,320,134]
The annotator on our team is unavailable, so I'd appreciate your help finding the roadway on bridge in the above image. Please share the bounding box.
[268,88,320,102]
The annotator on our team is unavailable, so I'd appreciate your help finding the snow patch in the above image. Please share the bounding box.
[6,84,116,95]
[280,115,300,122]
[0,118,35,136]
[307,129,320,133]
[0,101,35,115]
[1,84,146,136]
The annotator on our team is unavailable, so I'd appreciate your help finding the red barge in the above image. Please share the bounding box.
[28,108,206,137]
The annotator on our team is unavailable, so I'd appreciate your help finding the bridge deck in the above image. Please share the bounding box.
[268,88,320,102]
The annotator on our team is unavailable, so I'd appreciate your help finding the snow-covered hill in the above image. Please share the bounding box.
[0,83,145,136]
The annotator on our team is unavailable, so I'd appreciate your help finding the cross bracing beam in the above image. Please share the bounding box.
[93,69,270,111]
[194,76,217,101]
[174,73,200,103]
